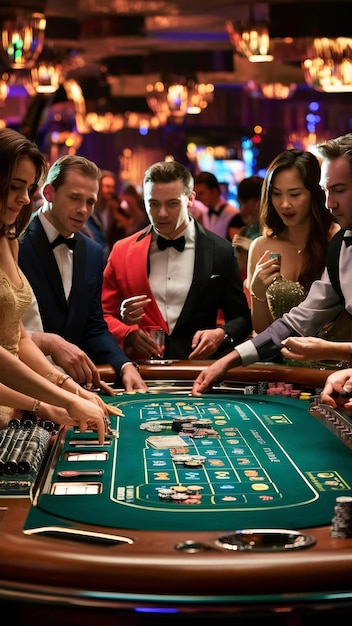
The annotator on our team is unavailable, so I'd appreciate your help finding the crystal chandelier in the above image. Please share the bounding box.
[0,9,46,70]
[30,60,62,94]
[146,77,214,124]
[226,18,273,63]
[86,112,125,133]
[303,38,352,93]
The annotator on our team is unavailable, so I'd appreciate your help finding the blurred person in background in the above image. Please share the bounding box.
[194,171,242,240]
[231,175,263,297]
[82,169,117,261]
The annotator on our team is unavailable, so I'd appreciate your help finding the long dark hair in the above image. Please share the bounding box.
[0,128,47,238]
[260,148,334,290]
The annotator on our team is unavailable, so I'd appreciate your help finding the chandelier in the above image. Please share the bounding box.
[245,80,297,99]
[0,9,46,70]
[303,38,352,93]
[146,78,214,124]
[86,112,125,133]
[30,60,62,94]
[226,18,273,63]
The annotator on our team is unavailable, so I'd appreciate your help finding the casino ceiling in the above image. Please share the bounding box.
[1,0,351,96]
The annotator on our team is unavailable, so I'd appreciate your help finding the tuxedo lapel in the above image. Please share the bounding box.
[173,223,214,331]
[27,216,68,308]
[70,235,86,306]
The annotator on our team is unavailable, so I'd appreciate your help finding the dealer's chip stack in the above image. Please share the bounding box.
[330,496,352,538]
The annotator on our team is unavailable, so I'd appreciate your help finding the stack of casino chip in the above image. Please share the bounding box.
[265,382,313,400]
[157,485,203,504]
[330,496,352,538]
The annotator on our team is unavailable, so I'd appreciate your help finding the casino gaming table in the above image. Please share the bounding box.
[2,361,352,626]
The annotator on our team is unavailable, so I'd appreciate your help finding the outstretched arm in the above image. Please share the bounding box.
[192,349,242,396]
[0,345,111,443]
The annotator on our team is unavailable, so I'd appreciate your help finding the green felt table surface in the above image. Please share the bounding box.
[24,392,352,533]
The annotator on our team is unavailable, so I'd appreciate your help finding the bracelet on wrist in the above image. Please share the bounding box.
[32,398,41,417]
[250,290,267,302]
[46,372,72,387]
[57,373,72,387]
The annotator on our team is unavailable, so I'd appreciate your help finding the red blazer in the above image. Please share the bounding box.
[102,222,252,360]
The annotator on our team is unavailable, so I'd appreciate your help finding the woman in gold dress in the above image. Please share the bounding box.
[247,149,340,333]
[0,128,119,438]
[246,148,352,368]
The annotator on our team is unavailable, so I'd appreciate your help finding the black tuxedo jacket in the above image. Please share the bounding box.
[19,215,130,376]
[103,221,252,359]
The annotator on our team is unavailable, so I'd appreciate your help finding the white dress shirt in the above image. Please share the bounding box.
[149,219,195,333]
[38,210,75,300]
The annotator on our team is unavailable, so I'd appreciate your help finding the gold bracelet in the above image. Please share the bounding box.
[57,373,72,387]
[46,372,58,384]
[250,290,267,302]
[46,372,72,387]
[32,398,41,416]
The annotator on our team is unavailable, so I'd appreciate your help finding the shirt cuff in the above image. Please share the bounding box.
[119,361,139,375]
[120,361,132,375]
[236,339,259,366]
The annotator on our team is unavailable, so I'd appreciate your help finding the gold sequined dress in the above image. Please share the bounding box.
[266,276,307,321]
[0,265,32,428]
[266,275,352,369]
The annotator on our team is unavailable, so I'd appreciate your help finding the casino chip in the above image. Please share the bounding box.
[140,422,163,432]
[330,496,352,538]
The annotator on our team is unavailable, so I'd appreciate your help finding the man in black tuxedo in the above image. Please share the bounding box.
[102,160,252,361]
[19,155,147,392]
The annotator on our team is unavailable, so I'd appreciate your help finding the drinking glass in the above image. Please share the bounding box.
[145,327,165,359]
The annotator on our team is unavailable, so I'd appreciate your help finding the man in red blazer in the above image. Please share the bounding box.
[102,160,251,361]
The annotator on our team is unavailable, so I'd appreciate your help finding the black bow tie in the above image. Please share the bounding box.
[343,236,352,248]
[208,203,226,218]
[51,234,76,250]
[157,235,185,252]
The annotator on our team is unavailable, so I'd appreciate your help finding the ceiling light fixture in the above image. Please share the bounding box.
[86,112,125,134]
[31,60,62,94]
[226,9,273,64]
[303,37,352,93]
[146,77,214,124]
[63,79,90,135]
[0,9,46,70]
